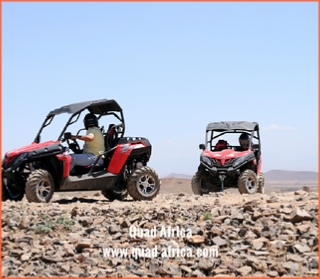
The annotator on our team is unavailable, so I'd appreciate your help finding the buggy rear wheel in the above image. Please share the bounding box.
[238,169,258,194]
[127,167,161,201]
[257,172,265,194]
[25,169,55,203]
[191,172,211,195]
[101,188,128,201]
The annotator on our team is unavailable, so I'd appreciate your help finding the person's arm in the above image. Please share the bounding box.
[71,134,94,142]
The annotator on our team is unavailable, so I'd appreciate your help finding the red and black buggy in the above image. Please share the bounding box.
[2,99,161,203]
[192,121,265,195]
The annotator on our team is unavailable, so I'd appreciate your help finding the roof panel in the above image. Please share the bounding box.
[206,121,259,132]
[47,99,122,116]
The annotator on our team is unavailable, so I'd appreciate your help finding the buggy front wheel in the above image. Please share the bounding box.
[191,172,212,195]
[238,169,258,194]
[101,188,128,201]
[127,167,161,201]
[25,169,55,203]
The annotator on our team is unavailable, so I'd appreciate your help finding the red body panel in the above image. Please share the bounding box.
[55,153,72,177]
[107,142,146,174]
[203,149,251,165]
[203,148,262,171]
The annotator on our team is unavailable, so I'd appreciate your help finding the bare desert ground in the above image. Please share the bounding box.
[159,177,318,195]
[2,187,318,278]
[2,173,318,278]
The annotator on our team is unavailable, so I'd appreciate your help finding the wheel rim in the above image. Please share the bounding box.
[36,178,51,201]
[137,174,156,196]
[246,176,256,193]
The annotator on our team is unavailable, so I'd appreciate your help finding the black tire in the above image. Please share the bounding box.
[2,187,8,201]
[25,169,55,203]
[238,169,258,194]
[127,167,161,201]
[101,188,128,201]
[191,171,212,195]
[257,172,265,194]
[2,185,24,202]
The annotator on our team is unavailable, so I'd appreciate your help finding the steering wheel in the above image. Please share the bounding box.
[67,139,82,154]
[63,132,82,154]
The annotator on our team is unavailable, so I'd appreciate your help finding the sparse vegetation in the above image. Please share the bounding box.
[203,211,212,221]
[32,214,75,234]
[132,205,144,215]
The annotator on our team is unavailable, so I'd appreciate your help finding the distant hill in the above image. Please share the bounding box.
[264,170,318,181]
[165,170,318,182]
[165,173,193,179]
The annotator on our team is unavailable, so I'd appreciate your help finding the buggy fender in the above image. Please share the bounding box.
[4,140,61,158]
[3,142,63,172]
[107,142,146,174]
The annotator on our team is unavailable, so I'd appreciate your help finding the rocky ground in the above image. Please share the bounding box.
[1,189,319,278]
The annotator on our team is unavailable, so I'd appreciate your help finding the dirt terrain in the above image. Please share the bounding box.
[1,178,318,278]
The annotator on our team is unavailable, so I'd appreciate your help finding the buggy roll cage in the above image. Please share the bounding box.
[204,121,261,152]
[34,99,125,143]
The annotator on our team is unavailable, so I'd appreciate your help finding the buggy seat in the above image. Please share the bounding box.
[214,140,228,151]
[72,124,118,175]
[104,124,118,150]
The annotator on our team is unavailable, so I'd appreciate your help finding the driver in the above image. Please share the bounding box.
[236,132,251,151]
[69,113,105,174]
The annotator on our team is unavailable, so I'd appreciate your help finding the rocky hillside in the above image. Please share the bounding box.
[1,189,318,277]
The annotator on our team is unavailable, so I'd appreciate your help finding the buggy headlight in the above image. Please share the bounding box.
[233,156,246,167]
[234,153,255,168]
[201,155,213,167]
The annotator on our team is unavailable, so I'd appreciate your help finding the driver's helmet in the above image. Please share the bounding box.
[239,132,251,149]
[83,113,98,129]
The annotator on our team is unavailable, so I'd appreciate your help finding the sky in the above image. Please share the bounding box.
[2,1,318,178]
